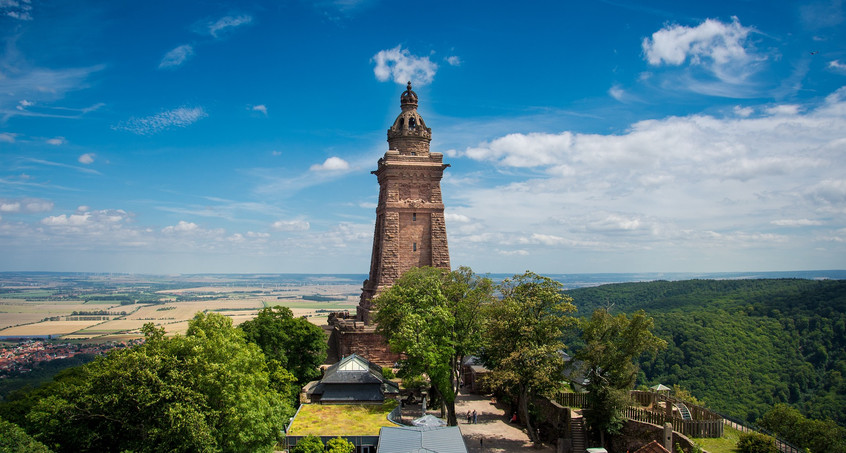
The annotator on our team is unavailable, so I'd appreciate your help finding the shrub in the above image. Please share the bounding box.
[737,432,778,453]
[291,435,324,453]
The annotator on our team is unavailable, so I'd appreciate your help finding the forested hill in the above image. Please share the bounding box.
[563,279,846,427]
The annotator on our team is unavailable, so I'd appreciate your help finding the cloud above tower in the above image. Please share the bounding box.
[372,46,437,85]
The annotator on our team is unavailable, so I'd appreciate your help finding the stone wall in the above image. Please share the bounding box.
[329,320,400,367]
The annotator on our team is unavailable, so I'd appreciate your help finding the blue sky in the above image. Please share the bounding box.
[1,0,845,274]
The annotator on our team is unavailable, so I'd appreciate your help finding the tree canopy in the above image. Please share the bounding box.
[21,313,291,452]
[374,266,494,426]
[577,309,666,446]
[239,305,328,385]
[481,271,577,444]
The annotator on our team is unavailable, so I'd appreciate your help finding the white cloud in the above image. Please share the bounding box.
[251,104,268,115]
[609,85,625,101]
[46,137,66,146]
[771,219,823,226]
[310,156,350,171]
[162,221,199,234]
[446,56,461,66]
[271,219,310,232]
[445,212,471,223]
[42,209,128,228]
[643,17,754,67]
[765,105,800,116]
[641,17,767,96]
[372,46,438,86]
[829,60,846,72]
[78,153,95,164]
[733,105,754,117]
[205,15,253,38]
[114,107,207,135]
[0,132,15,142]
[1,0,32,20]
[0,64,104,118]
[444,87,846,268]
[159,45,194,69]
[0,202,20,212]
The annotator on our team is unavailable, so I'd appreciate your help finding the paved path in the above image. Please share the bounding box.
[404,389,556,452]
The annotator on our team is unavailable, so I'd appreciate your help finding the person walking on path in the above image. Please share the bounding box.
[467,410,472,424]
[472,410,478,424]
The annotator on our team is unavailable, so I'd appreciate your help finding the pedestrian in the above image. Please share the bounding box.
[472,409,477,424]
[467,410,472,424]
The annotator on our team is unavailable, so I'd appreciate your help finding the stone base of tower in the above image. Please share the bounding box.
[327,315,400,367]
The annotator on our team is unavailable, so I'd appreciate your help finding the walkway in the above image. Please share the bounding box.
[403,389,557,452]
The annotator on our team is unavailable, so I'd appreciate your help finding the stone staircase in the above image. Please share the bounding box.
[571,416,586,453]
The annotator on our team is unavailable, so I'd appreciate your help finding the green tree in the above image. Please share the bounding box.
[374,266,494,426]
[25,314,291,452]
[482,271,577,445]
[0,417,52,453]
[578,309,666,447]
[325,436,355,453]
[758,404,846,453]
[291,435,324,453]
[240,306,328,384]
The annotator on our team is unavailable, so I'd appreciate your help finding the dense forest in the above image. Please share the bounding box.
[563,279,846,427]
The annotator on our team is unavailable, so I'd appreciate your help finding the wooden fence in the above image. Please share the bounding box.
[555,390,724,438]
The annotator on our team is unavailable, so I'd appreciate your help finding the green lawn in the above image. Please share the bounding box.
[286,401,399,437]
[691,425,742,453]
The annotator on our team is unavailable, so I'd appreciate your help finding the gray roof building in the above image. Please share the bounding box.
[377,426,468,453]
[306,353,400,404]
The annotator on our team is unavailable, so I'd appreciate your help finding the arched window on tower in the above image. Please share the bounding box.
[413,242,417,252]
[409,116,417,129]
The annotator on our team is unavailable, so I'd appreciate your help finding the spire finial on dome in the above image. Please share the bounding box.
[400,81,418,109]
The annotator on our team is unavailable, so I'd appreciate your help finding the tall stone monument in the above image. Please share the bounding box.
[328,83,451,365]
[357,81,451,323]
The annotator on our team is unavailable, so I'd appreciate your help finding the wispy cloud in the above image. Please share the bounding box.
[26,158,101,175]
[271,219,310,231]
[78,153,95,164]
[830,60,846,72]
[159,44,194,69]
[251,104,268,116]
[113,107,207,135]
[0,132,15,142]
[0,64,105,120]
[202,15,253,38]
[372,45,437,85]
[46,137,66,146]
[445,55,461,66]
[1,0,32,20]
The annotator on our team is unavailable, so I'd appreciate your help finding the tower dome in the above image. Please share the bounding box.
[387,81,431,155]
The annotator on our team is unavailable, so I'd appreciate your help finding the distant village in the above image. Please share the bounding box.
[0,339,142,376]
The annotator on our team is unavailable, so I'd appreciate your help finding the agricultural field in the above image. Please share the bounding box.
[0,272,362,342]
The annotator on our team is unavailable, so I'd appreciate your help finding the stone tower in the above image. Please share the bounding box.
[357,82,451,323]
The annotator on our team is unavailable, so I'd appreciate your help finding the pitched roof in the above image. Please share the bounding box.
[634,440,671,453]
[377,426,468,453]
[308,354,399,400]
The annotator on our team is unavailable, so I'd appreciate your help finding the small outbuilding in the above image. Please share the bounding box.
[304,353,400,404]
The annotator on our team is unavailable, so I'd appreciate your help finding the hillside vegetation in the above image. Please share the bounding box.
[564,279,846,426]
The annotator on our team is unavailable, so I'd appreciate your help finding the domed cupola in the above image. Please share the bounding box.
[388,81,432,156]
